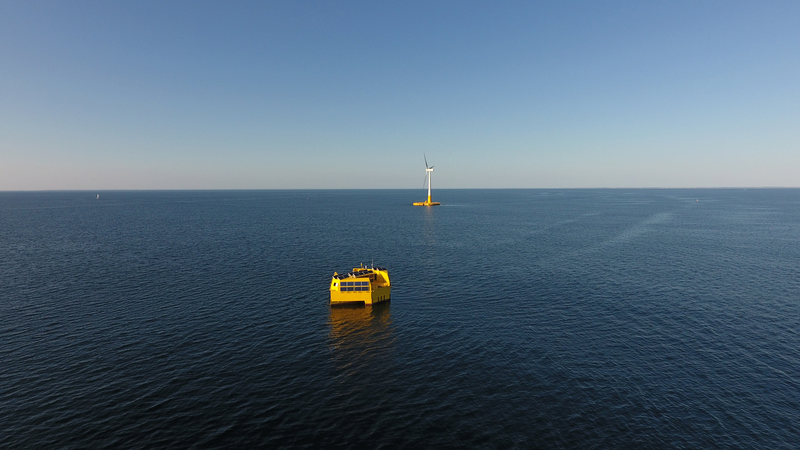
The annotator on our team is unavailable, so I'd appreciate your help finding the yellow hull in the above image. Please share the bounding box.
[330,266,391,306]
[330,285,391,305]
[413,195,440,206]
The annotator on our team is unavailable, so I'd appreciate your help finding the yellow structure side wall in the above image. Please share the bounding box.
[330,269,391,305]
[330,286,391,305]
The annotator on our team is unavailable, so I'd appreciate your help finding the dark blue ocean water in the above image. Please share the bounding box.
[1,189,799,448]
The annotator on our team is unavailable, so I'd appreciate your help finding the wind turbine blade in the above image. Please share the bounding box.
[430,166,434,169]
[424,154,428,169]
[423,173,428,189]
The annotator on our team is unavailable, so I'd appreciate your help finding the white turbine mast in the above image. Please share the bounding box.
[413,154,440,206]
[425,154,434,202]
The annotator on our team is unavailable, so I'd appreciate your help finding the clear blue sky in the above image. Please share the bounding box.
[1,1,798,189]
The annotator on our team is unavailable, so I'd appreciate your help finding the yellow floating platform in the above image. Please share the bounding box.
[413,195,440,206]
[330,265,391,306]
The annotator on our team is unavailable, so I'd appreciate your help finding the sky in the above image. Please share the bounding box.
[1,1,798,189]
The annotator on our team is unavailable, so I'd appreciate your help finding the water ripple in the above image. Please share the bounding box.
[1,190,799,448]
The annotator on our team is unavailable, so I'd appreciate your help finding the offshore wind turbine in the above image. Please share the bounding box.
[413,155,441,206]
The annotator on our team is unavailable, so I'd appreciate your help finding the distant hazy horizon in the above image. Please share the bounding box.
[2,1,798,190]
[3,188,799,193]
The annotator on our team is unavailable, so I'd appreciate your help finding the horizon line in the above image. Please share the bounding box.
[2,187,799,192]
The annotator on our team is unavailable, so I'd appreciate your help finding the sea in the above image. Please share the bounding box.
[1,189,799,449]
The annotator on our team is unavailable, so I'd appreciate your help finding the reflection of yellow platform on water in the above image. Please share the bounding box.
[330,265,391,306]
[328,302,392,344]
[328,302,393,375]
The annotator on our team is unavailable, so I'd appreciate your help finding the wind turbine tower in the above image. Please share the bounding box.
[413,155,441,206]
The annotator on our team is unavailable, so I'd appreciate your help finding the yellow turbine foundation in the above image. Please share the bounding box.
[413,195,440,206]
